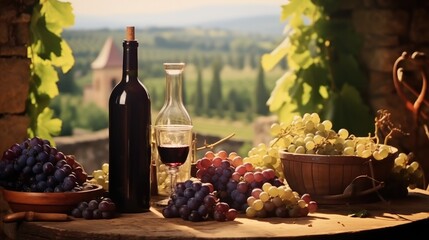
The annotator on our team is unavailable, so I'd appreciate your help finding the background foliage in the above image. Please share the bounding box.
[58,28,283,139]
[262,0,373,135]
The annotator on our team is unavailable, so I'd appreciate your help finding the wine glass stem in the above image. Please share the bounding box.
[168,166,178,197]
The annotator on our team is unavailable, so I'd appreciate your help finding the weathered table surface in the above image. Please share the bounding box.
[7,188,429,240]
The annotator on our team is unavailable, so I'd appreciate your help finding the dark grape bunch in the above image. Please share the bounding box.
[0,137,88,192]
[162,179,237,222]
[71,197,117,219]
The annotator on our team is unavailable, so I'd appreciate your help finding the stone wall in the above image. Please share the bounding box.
[0,0,34,155]
[352,0,429,124]
[0,0,35,237]
[55,130,245,174]
[349,0,429,179]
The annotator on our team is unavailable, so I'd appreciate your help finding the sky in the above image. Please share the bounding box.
[68,0,284,29]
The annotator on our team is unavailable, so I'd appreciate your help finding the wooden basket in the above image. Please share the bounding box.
[280,149,397,204]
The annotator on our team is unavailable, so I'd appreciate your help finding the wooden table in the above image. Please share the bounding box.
[6,188,429,240]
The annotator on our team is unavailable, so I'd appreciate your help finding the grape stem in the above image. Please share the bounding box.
[191,133,235,164]
[270,125,304,148]
[195,133,236,151]
[374,109,409,145]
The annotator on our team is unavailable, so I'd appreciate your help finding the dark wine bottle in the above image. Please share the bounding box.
[108,26,151,213]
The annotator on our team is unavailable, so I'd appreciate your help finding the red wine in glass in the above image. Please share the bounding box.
[157,145,190,167]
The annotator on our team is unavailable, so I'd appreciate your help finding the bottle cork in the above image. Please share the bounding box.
[126,26,135,41]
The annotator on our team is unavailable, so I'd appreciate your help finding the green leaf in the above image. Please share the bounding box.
[288,72,304,106]
[312,15,362,58]
[36,107,62,145]
[331,53,366,92]
[267,72,295,112]
[32,16,62,59]
[30,3,42,37]
[261,38,289,71]
[324,84,373,135]
[41,0,74,35]
[281,0,312,21]
[50,40,75,73]
[277,103,299,124]
[289,14,304,29]
[301,64,329,109]
[33,57,59,98]
[289,49,313,70]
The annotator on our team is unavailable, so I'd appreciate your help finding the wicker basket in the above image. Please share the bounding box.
[280,149,397,204]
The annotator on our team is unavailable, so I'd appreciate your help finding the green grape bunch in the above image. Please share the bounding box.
[89,163,109,191]
[246,111,424,190]
[269,112,394,159]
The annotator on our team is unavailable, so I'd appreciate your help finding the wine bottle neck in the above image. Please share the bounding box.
[122,40,138,79]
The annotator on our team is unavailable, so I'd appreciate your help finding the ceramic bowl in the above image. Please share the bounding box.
[1,184,104,213]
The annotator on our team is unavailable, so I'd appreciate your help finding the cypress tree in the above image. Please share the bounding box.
[207,57,223,110]
[255,63,270,115]
[237,53,245,70]
[194,64,204,116]
[249,53,257,70]
[227,89,238,120]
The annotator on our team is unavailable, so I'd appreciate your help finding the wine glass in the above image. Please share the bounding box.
[154,125,193,200]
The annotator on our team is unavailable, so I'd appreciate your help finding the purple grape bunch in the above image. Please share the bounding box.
[71,197,117,219]
[0,137,88,192]
[162,179,237,222]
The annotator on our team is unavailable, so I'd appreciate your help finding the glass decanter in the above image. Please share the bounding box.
[154,63,193,203]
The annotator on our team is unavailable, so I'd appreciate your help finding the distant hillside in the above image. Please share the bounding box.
[198,15,284,36]
[72,14,284,36]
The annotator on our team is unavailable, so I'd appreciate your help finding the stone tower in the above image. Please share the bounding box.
[83,37,122,111]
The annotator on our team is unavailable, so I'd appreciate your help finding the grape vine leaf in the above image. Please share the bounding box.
[267,72,295,112]
[33,56,59,98]
[41,0,74,35]
[27,0,75,141]
[300,64,328,112]
[36,108,62,146]
[289,48,313,70]
[331,53,366,93]
[50,40,75,73]
[324,84,373,135]
[267,71,301,124]
[37,0,74,71]
[281,0,313,22]
[261,38,289,71]
[288,72,306,108]
[32,16,62,59]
